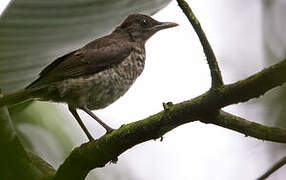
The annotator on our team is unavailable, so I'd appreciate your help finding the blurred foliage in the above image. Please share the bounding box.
[0,0,171,178]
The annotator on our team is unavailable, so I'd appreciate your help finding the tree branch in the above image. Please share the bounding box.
[257,155,286,180]
[54,59,286,179]
[177,0,223,89]
[210,111,286,142]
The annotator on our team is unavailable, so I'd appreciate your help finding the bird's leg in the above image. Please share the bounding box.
[82,106,114,134]
[68,105,94,141]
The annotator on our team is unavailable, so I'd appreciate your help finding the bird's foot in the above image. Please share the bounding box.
[87,135,95,141]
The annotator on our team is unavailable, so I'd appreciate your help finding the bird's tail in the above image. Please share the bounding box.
[0,88,41,107]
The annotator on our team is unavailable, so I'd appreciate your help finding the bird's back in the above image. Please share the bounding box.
[26,32,134,89]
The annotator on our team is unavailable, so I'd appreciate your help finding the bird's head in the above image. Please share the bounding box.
[115,14,178,43]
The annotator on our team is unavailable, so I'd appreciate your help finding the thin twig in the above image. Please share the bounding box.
[257,155,286,180]
[177,0,223,89]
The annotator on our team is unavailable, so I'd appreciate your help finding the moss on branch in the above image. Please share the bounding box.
[55,58,286,179]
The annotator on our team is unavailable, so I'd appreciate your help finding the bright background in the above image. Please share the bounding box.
[1,0,285,179]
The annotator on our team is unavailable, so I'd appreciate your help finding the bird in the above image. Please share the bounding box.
[0,14,178,141]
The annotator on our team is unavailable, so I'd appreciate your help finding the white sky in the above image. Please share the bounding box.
[1,1,282,180]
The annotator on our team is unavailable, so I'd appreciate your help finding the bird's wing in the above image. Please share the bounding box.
[26,43,133,89]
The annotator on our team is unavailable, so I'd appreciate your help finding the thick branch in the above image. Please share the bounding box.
[177,0,223,88]
[257,155,286,180]
[55,106,286,179]
[55,59,286,179]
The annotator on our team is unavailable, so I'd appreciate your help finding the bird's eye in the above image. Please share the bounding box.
[140,18,149,27]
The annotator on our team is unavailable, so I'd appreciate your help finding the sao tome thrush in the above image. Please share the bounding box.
[0,14,178,141]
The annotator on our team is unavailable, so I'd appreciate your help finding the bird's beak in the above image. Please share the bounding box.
[153,22,179,31]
